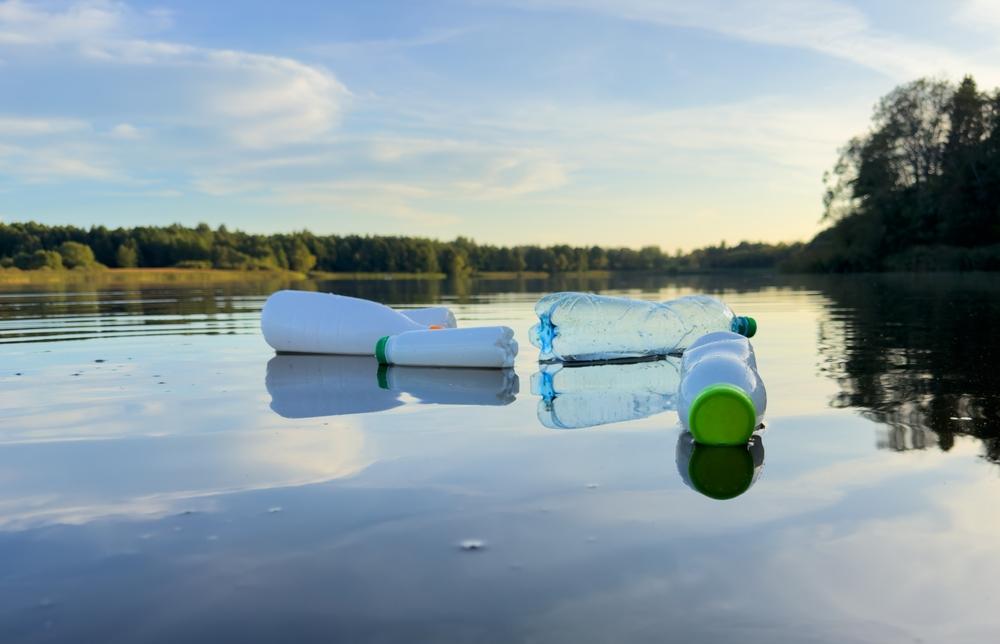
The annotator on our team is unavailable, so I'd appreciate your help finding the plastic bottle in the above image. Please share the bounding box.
[675,431,765,500]
[399,306,457,329]
[265,354,517,418]
[529,293,756,362]
[261,290,428,355]
[531,358,681,429]
[376,326,518,369]
[677,331,766,446]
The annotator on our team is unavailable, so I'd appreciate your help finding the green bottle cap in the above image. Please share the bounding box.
[375,336,390,365]
[688,383,756,446]
[733,316,757,338]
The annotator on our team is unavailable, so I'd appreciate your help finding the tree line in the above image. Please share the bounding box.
[791,75,1000,272]
[0,221,801,275]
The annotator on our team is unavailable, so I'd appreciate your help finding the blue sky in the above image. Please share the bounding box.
[2,0,999,249]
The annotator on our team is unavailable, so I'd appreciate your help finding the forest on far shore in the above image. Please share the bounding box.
[0,220,799,276]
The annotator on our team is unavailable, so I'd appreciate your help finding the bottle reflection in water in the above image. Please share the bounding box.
[531,358,681,429]
[266,355,518,419]
[675,431,765,500]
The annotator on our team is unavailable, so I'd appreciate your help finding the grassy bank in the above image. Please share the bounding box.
[0,267,307,286]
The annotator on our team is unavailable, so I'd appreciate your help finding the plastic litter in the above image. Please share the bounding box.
[677,331,766,446]
[529,292,756,362]
[376,326,518,369]
[398,306,457,329]
[262,290,428,355]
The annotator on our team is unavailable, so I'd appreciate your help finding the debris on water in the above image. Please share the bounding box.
[268,506,283,514]
[586,483,600,489]
[157,382,166,385]
[458,539,486,552]
[14,372,22,376]
[94,359,106,363]
[179,510,196,516]
[950,416,973,421]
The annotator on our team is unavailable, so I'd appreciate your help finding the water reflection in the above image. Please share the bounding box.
[266,355,518,419]
[813,274,1000,462]
[530,358,681,429]
[675,431,765,500]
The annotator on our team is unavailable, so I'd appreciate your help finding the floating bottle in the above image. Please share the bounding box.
[675,431,765,500]
[376,326,517,369]
[265,354,517,418]
[262,290,461,355]
[677,331,766,446]
[262,290,426,355]
[531,358,680,429]
[398,306,457,329]
[529,293,756,362]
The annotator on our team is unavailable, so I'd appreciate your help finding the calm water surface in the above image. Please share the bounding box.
[1,273,999,643]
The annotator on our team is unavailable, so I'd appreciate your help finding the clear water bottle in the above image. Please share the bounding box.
[529,292,756,362]
[677,331,766,446]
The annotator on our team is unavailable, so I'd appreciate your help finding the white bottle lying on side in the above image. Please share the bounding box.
[677,331,766,446]
[376,327,518,369]
[398,306,457,329]
[261,290,443,355]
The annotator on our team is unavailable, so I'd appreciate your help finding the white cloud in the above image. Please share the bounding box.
[0,1,349,149]
[0,115,89,136]
[109,122,140,139]
[501,0,1000,84]
[954,0,1000,32]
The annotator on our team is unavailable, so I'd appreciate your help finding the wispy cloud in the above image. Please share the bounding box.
[0,1,349,149]
[499,0,1000,84]
[0,115,89,136]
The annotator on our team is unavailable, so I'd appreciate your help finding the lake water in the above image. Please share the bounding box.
[2,273,999,643]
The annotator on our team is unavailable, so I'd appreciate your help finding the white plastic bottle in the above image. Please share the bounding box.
[261,290,427,355]
[677,331,766,446]
[531,358,681,429]
[529,293,756,362]
[399,307,457,329]
[375,326,518,369]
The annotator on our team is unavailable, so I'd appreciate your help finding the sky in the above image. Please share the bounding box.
[1,1,1000,249]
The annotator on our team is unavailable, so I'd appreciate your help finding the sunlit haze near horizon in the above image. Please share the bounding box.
[2,0,1000,249]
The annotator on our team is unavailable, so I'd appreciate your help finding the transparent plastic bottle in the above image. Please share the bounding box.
[529,293,756,362]
[677,331,766,446]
